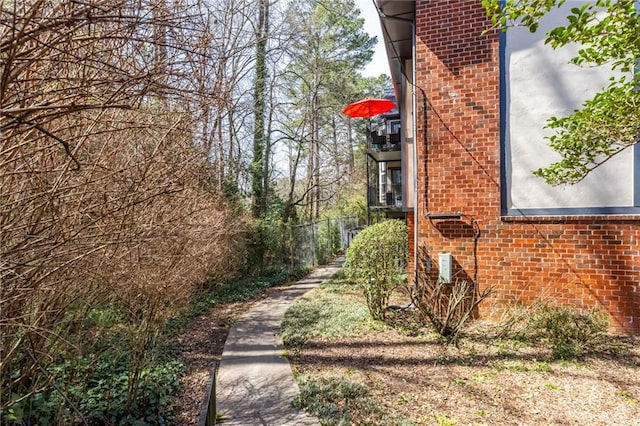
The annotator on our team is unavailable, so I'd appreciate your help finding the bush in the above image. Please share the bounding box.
[520,304,610,359]
[345,219,407,320]
[2,353,183,425]
[413,245,493,341]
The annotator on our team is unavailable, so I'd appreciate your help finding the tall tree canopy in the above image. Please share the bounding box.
[484,0,640,185]
[0,0,382,420]
[280,0,376,220]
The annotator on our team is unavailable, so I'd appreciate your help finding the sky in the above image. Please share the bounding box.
[355,0,389,77]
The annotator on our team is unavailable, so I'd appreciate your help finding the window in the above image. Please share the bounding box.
[389,120,401,135]
[500,1,639,216]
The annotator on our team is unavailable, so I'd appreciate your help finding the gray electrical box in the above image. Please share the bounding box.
[438,252,452,283]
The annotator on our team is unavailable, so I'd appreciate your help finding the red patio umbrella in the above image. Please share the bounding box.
[343,98,397,227]
[342,98,397,118]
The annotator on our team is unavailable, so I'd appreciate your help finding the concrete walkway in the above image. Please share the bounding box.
[215,257,344,425]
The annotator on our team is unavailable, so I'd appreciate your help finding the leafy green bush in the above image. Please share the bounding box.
[250,215,348,273]
[315,219,341,264]
[517,304,609,359]
[345,219,407,320]
[2,354,183,425]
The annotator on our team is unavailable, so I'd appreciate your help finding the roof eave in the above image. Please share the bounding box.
[374,0,415,97]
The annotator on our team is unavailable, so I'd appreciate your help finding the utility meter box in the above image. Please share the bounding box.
[438,252,452,283]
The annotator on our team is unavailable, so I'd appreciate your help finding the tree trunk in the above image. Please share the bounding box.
[263,77,276,207]
[151,0,169,105]
[251,0,269,218]
[347,118,354,175]
[332,117,340,178]
[311,100,320,219]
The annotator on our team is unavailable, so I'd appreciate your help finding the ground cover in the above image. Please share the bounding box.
[281,272,640,426]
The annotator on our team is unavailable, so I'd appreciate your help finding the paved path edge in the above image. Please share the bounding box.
[215,257,344,425]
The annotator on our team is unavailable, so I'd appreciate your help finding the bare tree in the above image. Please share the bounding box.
[0,0,249,418]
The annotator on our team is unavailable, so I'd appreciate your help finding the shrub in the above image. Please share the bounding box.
[1,1,254,415]
[345,219,407,320]
[413,245,493,341]
[520,304,610,359]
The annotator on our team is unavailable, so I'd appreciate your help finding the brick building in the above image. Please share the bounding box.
[375,0,640,333]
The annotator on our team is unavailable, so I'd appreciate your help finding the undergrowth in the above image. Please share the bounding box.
[281,273,385,351]
[167,266,310,334]
[293,374,414,426]
[2,338,183,425]
[502,303,610,359]
[2,267,309,425]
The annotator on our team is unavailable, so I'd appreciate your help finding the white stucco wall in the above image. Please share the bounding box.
[504,1,633,211]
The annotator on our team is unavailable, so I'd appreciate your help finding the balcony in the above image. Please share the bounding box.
[367,131,401,162]
[368,183,403,211]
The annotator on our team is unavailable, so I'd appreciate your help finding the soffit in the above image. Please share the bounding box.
[375,0,415,64]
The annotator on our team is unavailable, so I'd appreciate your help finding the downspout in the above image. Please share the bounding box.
[366,118,372,225]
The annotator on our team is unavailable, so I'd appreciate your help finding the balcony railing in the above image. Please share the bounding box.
[368,131,400,151]
[367,131,401,162]
[368,183,402,209]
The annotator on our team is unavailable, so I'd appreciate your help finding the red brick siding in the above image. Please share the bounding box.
[414,0,640,333]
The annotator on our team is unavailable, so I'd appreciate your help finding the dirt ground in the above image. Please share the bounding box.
[287,310,640,426]
[171,302,238,424]
[174,285,640,426]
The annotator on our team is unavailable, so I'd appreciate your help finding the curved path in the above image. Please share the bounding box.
[215,257,344,425]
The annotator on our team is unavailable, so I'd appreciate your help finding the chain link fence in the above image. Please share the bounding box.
[261,216,360,271]
[199,216,361,425]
